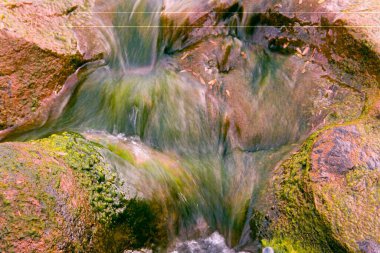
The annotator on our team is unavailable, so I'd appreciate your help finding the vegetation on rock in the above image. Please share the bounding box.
[0,132,167,252]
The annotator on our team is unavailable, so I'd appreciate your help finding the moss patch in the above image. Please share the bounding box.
[0,132,167,252]
[36,132,168,250]
[36,132,125,225]
[267,131,347,253]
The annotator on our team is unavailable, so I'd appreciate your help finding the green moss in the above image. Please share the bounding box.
[1,195,11,206]
[68,53,86,69]
[35,132,121,224]
[34,132,167,250]
[24,229,41,239]
[64,5,78,15]
[0,132,167,251]
[268,131,347,253]
[0,145,62,251]
[262,238,310,253]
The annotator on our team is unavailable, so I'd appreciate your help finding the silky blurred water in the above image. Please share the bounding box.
[9,0,343,250]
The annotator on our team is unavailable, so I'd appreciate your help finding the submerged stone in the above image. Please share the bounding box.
[172,232,235,253]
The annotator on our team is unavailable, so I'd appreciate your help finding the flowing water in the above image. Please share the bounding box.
[9,0,367,251]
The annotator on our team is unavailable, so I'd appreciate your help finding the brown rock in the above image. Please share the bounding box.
[310,123,380,251]
[0,31,83,131]
[174,34,364,150]
[0,0,105,138]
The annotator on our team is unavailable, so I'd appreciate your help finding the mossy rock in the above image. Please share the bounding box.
[261,130,348,253]
[263,116,380,252]
[0,132,167,252]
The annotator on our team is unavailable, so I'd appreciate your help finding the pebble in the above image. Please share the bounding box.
[263,247,274,253]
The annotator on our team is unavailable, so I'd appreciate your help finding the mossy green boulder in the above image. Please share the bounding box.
[260,101,380,252]
[0,132,166,253]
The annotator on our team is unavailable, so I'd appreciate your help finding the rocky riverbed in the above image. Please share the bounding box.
[0,0,379,252]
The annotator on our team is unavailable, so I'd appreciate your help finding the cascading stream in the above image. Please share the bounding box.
[111,0,162,72]
[9,0,328,251]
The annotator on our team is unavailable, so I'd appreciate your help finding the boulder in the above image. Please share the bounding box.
[0,0,104,138]
[173,32,364,151]
[310,123,380,252]
[261,102,380,252]
[242,0,380,54]
[0,132,166,252]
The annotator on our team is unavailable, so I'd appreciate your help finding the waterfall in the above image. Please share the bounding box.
[9,1,319,251]
[110,0,162,72]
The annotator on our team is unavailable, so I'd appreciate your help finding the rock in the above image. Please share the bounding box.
[171,232,235,253]
[0,0,105,138]
[265,109,380,252]
[162,0,240,53]
[242,0,380,55]
[312,125,380,175]
[358,240,380,253]
[174,34,364,151]
[1,1,379,252]
[124,249,153,253]
[310,123,380,252]
[0,0,103,57]
[262,247,274,253]
[0,132,167,252]
[0,31,83,135]
[160,0,374,153]
[241,1,380,91]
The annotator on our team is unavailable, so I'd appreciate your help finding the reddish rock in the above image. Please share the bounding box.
[310,122,380,251]
[0,132,167,252]
[0,31,84,131]
[0,0,104,137]
[174,34,364,150]
[312,126,376,176]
